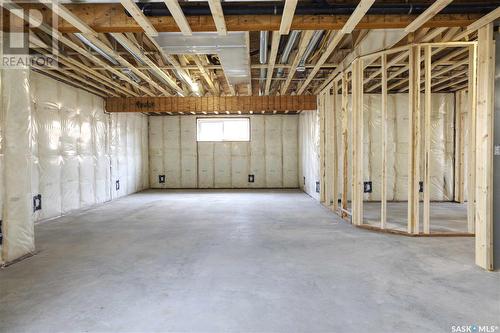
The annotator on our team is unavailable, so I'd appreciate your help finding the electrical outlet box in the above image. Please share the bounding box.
[315,181,320,193]
[159,175,166,183]
[419,181,424,193]
[364,181,372,193]
[248,174,255,183]
[116,180,120,191]
[33,194,42,212]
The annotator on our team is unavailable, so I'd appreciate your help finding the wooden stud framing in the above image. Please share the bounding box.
[351,59,364,226]
[423,45,432,234]
[380,53,388,229]
[468,44,478,234]
[454,90,467,203]
[319,92,326,203]
[407,45,421,235]
[474,23,494,271]
[341,73,349,218]
[332,81,339,212]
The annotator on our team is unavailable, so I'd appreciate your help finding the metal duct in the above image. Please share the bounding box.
[276,30,300,78]
[75,33,118,65]
[259,31,268,96]
[297,30,323,72]
[75,33,142,83]
[153,32,251,88]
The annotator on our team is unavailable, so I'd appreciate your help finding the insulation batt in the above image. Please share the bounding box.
[300,93,455,202]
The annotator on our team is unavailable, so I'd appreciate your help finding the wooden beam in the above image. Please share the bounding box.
[475,23,494,271]
[105,95,317,113]
[119,0,158,37]
[297,0,375,94]
[279,0,297,35]
[22,3,481,33]
[207,0,226,35]
[404,0,454,33]
[163,0,192,35]
[265,31,280,95]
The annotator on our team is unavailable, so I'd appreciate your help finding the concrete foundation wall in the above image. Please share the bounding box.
[149,115,299,188]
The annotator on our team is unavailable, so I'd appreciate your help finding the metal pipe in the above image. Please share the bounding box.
[276,30,300,78]
[137,2,498,16]
[259,31,268,96]
[297,30,323,72]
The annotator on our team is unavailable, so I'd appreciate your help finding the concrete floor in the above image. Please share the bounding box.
[0,189,498,333]
[364,202,469,233]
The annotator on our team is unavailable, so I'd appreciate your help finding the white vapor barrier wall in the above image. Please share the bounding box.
[30,72,149,222]
[1,69,35,263]
[149,115,299,188]
[301,93,455,202]
[298,110,320,200]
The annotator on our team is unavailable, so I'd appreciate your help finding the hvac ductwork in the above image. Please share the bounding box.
[75,33,142,83]
[297,30,323,72]
[259,31,268,96]
[276,30,300,79]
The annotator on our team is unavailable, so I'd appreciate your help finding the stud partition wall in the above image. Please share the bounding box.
[316,34,495,270]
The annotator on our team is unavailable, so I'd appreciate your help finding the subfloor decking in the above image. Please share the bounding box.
[363,201,469,233]
[0,190,498,332]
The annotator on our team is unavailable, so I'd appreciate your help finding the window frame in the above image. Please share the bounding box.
[196,117,251,142]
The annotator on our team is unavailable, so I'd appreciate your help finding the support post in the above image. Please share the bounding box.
[319,92,326,203]
[454,90,466,204]
[475,23,494,270]
[408,45,421,235]
[423,45,432,234]
[468,44,478,234]
[332,82,339,212]
[381,53,388,229]
[351,59,364,226]
[341,73,349,218]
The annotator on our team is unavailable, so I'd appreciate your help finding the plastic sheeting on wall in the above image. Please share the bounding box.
[299,110,320,200]
[1,69,35,263]
[31,72,149,221]
[301,93,455,202]
[149,115,299,189]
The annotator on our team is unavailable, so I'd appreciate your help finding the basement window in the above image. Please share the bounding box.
[197,118,250,142]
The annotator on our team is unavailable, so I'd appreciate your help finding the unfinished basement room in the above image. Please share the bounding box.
[0,0,499,332]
